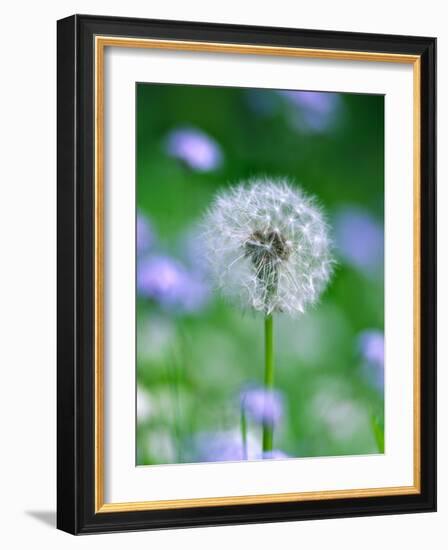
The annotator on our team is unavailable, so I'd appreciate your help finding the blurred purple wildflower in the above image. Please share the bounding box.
[359,330,384,366]
[195,430,258,462]
[358,329,384,389]
[178,226,210,275]
[136,213,153,255]
[165,126,223,172]
[137,255,208,313]
[240,386,284,426]
[258,450,289,460]
[280,91,342,133]
[334,207,384,276]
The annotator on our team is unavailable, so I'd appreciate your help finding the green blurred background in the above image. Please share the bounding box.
[136,83,384,465]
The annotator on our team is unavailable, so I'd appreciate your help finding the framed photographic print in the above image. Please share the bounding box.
[57,14,436,534]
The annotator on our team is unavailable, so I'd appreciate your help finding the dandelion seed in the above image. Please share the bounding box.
[201,177,334,316]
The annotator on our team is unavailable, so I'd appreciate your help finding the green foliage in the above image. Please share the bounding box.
[136,84,384,465]
[371,415,385,453]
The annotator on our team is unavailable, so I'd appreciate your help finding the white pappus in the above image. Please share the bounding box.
[201,177,334,316]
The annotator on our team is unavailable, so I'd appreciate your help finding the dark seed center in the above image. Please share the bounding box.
[244,230,291,307]
[245,230,290,263]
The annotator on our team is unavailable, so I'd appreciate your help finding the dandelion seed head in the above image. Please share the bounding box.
[201,177,334,316]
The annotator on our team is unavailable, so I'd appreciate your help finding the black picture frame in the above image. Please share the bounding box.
[57,14,436,535]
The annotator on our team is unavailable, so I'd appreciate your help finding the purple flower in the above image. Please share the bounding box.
[280,91,342,133]
[240,386,284,426]
[137,255,208,312]
[334,207,384,276]
[358,329,384,389]
[136,213,153,255]
[165,127,223,172]
[195,430,258,462]
[359,330,384,366]
[259,450,289,460]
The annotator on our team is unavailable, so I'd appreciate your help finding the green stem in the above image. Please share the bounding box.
[262,313,274,452]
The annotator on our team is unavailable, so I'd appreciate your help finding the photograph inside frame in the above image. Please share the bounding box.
[135,83,385,466]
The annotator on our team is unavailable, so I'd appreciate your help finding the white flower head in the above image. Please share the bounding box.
[201,177,334,316]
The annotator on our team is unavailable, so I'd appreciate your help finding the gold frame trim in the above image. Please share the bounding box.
[94,36,422,513]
